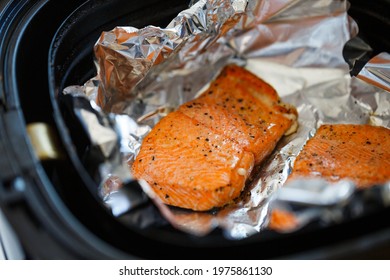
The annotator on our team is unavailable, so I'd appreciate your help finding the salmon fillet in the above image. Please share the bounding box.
[179,65,298,164]
[132,64,298,211]
[132,111,255,210]
[289,124,390,188]
[268,209,298,232]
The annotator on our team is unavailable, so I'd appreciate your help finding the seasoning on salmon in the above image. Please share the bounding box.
[289,124,390,188]
[179,64,298,164]
[132,64,298,211]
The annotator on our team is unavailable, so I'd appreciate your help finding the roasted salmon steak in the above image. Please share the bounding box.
[268,209,298,232]
[132,64,298,211]
[289,124,390,188]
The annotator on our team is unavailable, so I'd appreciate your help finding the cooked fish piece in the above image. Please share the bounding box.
[179,64,298,164]
[132,64,298,211]
[289,124,390,188]
[132,111,254,211]
[268,209,298,232]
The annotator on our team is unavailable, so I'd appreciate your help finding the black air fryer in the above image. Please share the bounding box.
[1,0,390,259]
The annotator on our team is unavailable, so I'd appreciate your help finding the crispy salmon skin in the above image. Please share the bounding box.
[289,124,390,188]
[132,64,298,211]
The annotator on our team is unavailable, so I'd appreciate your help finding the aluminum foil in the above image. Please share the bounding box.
[94,0,247,114]
[63,0,390,239]
[357,52,390,93]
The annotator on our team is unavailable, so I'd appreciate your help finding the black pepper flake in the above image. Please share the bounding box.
[165,194,170,199]
[205,138,209,142]
[186,105,193,108]
[237,98,243,103]
[366,141,371,145]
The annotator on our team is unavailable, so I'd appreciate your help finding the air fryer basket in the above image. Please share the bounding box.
[1,0,390,259]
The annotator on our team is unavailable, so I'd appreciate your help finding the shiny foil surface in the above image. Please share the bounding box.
[63,0,390,239]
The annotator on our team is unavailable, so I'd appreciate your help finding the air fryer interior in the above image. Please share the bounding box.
[2,0,390,259]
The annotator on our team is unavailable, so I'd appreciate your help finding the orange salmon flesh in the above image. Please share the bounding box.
[289,124,390,188]
[132,64,298,211]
